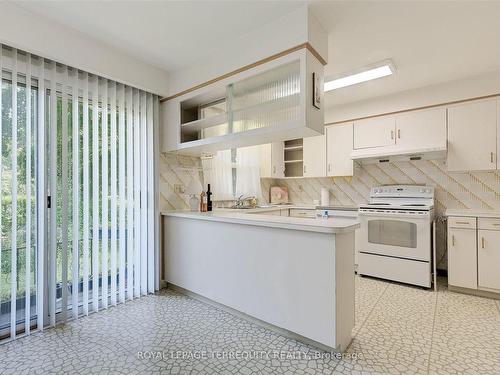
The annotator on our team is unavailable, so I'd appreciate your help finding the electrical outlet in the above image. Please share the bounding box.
[174,184,185,194]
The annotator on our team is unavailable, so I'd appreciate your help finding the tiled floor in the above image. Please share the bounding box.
[1,276,500,374]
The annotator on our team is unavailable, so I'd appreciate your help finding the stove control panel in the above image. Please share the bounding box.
[371,185,434,199]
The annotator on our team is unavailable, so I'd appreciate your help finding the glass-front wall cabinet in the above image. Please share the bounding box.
[230,61,300,135]
[163,48,325,155]
[180,61,301,143]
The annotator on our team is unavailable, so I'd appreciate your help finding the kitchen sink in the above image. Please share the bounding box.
[228,205,271,209]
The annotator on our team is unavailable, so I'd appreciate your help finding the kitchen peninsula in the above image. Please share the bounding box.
[162,210,359,352]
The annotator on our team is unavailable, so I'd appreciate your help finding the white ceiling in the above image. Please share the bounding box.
[14,1,500,107]
[14,1,305,71]
[311,0,500,106]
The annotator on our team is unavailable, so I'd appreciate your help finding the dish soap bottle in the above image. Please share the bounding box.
[200,190,207,212]
[207,184,213,212]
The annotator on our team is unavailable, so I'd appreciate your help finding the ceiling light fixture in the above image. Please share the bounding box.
[324,60,395,92]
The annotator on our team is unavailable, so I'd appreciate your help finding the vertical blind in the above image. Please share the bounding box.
[0,44,159,341]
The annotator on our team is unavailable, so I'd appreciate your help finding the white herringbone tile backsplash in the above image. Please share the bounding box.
[160,156,500,270]
[159,153,203,211]
[263,159,500,270]
[263,160,500,211]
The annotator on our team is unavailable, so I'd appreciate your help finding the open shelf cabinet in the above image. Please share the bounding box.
[161,47,325,155]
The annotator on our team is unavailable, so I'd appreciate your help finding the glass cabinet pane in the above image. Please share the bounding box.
[178,58,304,148]
[229,61,300,134]
[368,220,417,248]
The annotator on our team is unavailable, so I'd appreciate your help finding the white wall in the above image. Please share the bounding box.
[167,5,327,96]
[0,2,169,95]
[325,68,500,124]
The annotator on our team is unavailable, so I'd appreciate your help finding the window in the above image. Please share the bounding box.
[199,102,262,202]
[201,145,262,202]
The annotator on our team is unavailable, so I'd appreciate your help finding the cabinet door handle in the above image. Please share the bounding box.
[328,163,331,172]
[391,130,394,140]
[303,165,306,174]
[452,235,455,246]
[397,129,401,139]
[491,152,495,163]
[273,166,276,174]
[455,221,471,225]
[481,237,485,249]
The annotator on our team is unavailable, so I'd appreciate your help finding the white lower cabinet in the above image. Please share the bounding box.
[448,223,477,289]
[477,230,500,291]
[477,219,500,292]
[448,215,500,295]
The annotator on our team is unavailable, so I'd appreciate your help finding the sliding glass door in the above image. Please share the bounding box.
[0,45,158,342]
[48,67,87,323]
[46,68,158,323]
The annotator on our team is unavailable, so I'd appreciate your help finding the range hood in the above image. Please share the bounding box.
[350,146,447,164]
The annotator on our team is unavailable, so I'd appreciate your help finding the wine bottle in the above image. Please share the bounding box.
[207,184,213,212]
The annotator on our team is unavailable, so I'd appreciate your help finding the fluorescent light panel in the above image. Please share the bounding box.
[325,63,394,92]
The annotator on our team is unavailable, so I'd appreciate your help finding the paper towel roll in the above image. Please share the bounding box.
[321,188,330,206]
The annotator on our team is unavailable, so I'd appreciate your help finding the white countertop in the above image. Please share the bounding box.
[215,204,359,214]
[445,209,500,218]
[161,210,360,234]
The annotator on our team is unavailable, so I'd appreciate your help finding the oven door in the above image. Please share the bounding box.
[358,210,431,261]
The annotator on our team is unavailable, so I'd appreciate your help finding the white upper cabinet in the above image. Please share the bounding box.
[351,107,447,161]
[161,99,180,152]
[326,123,353,177]
[259,143,273,178]
[271,142,285,178]
[353,116,396,150]
[303,134,326,178]
[395,107,446,150]
[259,142,285,178]
[447,99,497,172]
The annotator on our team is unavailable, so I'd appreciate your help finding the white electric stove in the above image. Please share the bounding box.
[357,185,434,288]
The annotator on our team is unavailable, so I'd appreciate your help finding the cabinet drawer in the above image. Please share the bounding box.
[289,209,315,218]
[448,216,476,229]
[478,217,500,230]
[264,210,282,216]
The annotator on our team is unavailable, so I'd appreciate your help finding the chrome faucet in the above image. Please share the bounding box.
[234,195,257,208]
